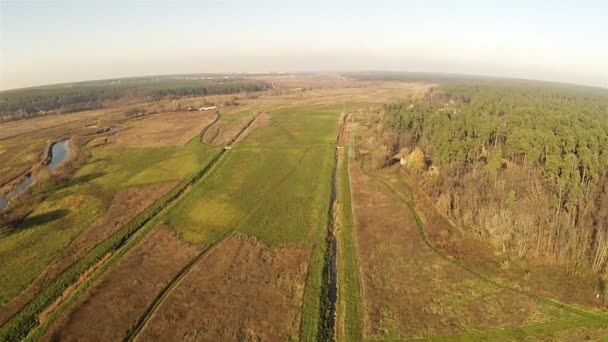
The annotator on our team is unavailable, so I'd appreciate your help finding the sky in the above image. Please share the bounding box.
[1,0,607,90]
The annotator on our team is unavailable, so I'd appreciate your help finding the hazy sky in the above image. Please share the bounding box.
[1,0,607,90]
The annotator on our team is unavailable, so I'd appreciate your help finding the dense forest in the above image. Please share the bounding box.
[0,77,269,121]
[379,82,608,273]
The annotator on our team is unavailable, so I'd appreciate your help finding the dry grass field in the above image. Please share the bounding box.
[42,224,198,341]
[137,235,310,341]
[350,161,573,339]
[2,76,606,342]
[109,111,218,148]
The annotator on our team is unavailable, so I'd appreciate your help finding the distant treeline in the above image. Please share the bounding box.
[344,71,608,91]
[343,71,475,83]
[378,82,608,273]
[0,77,269,120]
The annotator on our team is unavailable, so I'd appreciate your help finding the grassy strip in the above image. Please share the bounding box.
[0,147,224,341]
[299,242,329,342]
[299,139,338,341]
[335,146,364,341]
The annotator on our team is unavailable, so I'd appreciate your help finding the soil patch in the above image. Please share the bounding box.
[110,112,216,148]
[137,234,311,341]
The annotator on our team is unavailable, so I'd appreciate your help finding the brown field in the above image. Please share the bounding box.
[109,111,218,148]
[43,224,198,342]
[0,109,114,140]
[0,93,246,141]
[0,181,177,326]
[200,119,222,144]
[349,160,563,339]
[207,114,257,145]
[137,234,311,341]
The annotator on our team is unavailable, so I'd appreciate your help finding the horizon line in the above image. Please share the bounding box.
[1,70,607,93]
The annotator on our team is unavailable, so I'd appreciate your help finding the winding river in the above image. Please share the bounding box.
[0,139,71,211]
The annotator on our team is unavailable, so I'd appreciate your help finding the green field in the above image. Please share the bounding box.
[166,148,301,244]
[0,184,106,305]
[75,139,218,191]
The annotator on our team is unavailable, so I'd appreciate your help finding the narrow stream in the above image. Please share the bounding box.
[0,139,71,211]
[0,176,33,211]
[322,117,349,341]
[322,143,339,341]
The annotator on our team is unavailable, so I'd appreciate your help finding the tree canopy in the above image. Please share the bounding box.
[381,82,608,271]
[0,77,269,120]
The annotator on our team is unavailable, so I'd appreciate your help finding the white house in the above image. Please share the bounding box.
[199,106,217,111]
